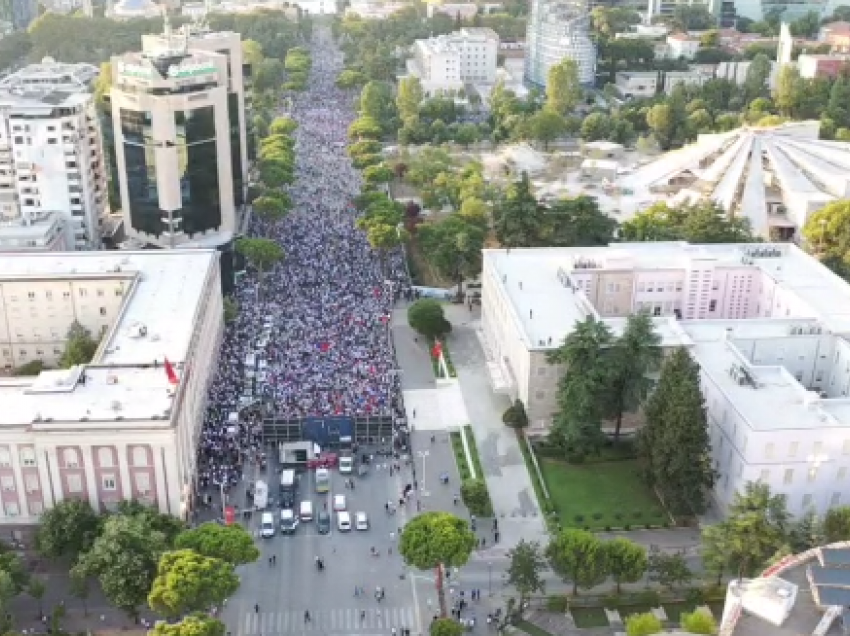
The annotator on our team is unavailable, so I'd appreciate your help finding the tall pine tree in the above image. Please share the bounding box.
[639,347,716,515]
[547,317,612,460]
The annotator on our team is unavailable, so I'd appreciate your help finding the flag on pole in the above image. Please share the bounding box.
[431,340,443,358]
[164,357,179,385]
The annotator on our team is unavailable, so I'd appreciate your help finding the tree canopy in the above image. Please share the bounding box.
[148,550,239,619]
[506,540,547,607]
[620,201,757,244]
[407,299,452,339]
[150,614,226,636]
[59,320,99,368]
[174,524,260,566]
[399,512,476,570]
[546,528,608,594]
[36,499,102,560]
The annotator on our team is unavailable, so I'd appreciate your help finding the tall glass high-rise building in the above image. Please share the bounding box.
[524,0,597,88]
[108,30,238,250]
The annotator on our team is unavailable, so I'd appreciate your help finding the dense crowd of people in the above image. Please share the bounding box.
[195,25,410,502]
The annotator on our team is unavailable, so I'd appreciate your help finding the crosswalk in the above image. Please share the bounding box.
[240,607,417,634]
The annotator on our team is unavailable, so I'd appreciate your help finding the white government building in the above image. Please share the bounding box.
[408,28,500,95]
[0,250,223,525]
[481,242,850,516]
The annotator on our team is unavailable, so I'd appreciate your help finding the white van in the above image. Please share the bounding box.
[299,500,314,522]
[337,511,352,532]
[260,512,276,538]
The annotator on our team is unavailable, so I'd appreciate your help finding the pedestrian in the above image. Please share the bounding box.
[254,605,259,614]
[413,408,416,418]
[361,610,366,622]
[494,530,500,543]
[304,610,311,623]
[453,494,459,505]
[272,555,276,564]
[493,519,498,531]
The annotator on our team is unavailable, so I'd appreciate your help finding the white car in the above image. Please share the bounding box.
[339,456,354,474]
[355,511,369,531]
[337,511,352,532]
[333,494,347,511]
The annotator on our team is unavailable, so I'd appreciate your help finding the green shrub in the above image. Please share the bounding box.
[574,514,585,524]
[625,612,662,636]
[602,593,621,608]
[460,478,492,516]
[681,610,717,635]
[634,590,661,606]
[592,512,603,521]
[546,595,568,612]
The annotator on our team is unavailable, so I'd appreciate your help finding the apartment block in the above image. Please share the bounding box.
[0,60,107,252]
[409,28,500,94]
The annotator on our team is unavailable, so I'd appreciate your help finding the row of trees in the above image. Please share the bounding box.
[36,498,258,627]
[283,46,311,91]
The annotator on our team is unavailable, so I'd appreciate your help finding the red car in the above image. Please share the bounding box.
[307,452,339,469]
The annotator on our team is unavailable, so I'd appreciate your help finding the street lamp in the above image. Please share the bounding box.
[488,562,493,597]
[418,450,429,491]
[219,480,227,521]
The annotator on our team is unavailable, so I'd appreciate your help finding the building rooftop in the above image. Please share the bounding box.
[0,250,217,426]
[0,58,98,93]
[724,543,850,636]
[617,121,850,236]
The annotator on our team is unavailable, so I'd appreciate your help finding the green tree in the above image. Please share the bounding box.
[407,299,451,339]
[639,347,716,515]
[0,570,17,632]
[544,196,617,247]
[625,612,662,636]
[454,123,481,148]
[359,80,397,132]
[647,546,692,590]
[620,201,756,244]
[546,58,582,116]
[528,109,567,150]
[744,53,772,101]
[605,314,661,442]
[115,499,185,544]
[223,297,239,323]
[397,76,424,124]
[418,216,485,294]
[268,117,298,136]
[702,481,790,579]
[580,112,611,141]
[400,512,476,613]
[148,550,239,619]
[646,104,675,150]
[430,618,464,636]
[253,193,291,222]
[605,538,648,594]
[773,65,804,117]
[59,320,99,368]
[175,524,260,566]
[73,513,169,620]
[681,610,717,635]
[363,164,395,186]
[336,69,368,89]
[348,117,383,140]
[546,528,607,595]
[12,360,45,376]
[493,172,546,248]
[36,498,101,560]
[236,237,284,289]
[460,479,492,516]
[823,506,850,543]
[547,317,613,460]
[150,614,226,636]
[803,200,850,269]
[502,399,529,431]
[506,540,547,611]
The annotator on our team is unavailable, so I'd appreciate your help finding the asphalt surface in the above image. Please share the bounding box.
[222,448,424,636]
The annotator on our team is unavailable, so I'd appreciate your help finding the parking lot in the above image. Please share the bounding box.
[222,448,423,636]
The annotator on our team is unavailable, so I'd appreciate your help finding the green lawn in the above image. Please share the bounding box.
[516,620,555,636]
[569,607,609,628]
[538,458,666,529]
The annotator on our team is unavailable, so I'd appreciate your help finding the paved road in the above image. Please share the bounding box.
[222,449,422,636]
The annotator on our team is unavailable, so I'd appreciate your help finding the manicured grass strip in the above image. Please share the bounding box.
[570,607,610,628]
[515,619,556,636]
[463,425,485,478]
[517,433,551,518]
[538,458,665,530]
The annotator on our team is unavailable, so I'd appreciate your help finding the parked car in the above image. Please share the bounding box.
[317,511,331,535]
[355,511,369,531]
[333,494,347,511]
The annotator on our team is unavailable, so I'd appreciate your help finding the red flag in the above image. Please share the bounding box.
[224,506,235,525]
[431,341,443,358]
[164,357,179,385]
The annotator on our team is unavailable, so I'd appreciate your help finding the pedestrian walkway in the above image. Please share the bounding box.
[239,607,417,634]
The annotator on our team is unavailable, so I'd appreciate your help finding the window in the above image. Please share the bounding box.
[814,441,823,455]
[0,449,10,467]
[135,472,151,494]
[0,475,13,491]
[115,287,123,297]
[101,475,117,491]
[97,289,104,297]
[24,473,38,493]
[537,367,547,377]
[4,502,18,517]
[808,467,819,482]
[784,468,794,485]
[66,474,82,493]
[29,500,43,516]
[62,448,79,468]
[132,446,149,467]
[97,447,114,468]
[844,440,850,456]
[789,441,799,458]
[765,442,775,459]
[841,467,848,480]
[535,390,546,400]
[709,300,717,311]
[802,493,813,508]
[78,288,87,297]
[99,307,106,316]
[759,469,770,482]
[832,492,843,507]
[20,448,35,467]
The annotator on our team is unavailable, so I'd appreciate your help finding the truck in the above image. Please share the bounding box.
[253,479,269,510]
